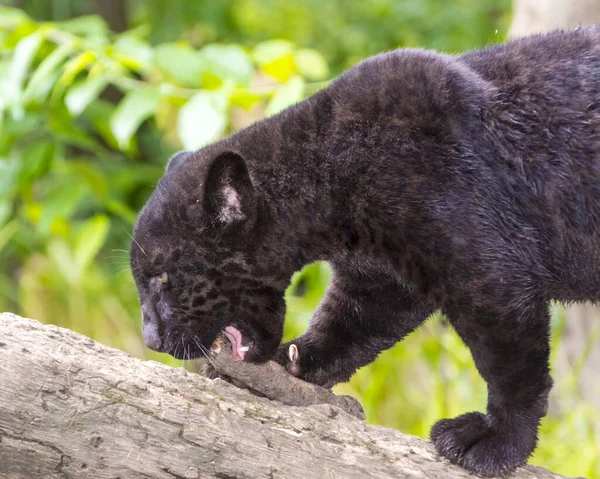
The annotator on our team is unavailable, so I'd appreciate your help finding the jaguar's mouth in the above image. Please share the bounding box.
[223,325,251,361]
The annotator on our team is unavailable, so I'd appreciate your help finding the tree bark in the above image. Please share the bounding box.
[0,313,572,479]
[94,0,128,33]
[510,0,600,38]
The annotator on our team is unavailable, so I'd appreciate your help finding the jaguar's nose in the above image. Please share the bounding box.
[141,304,164,352]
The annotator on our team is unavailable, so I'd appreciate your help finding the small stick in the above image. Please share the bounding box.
[207,341,365,420]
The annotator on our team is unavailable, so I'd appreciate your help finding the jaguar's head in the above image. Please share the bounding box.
[131,149,286,362]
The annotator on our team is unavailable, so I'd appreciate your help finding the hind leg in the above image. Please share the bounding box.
[431,299,553,477]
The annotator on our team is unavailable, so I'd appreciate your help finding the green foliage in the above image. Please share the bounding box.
[0,2,598,478]
[0,5,328,360]
[130,0,511,72]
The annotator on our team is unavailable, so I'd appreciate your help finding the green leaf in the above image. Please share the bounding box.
[55,51,96,89]
[0,142,54,200]
[0,157,20,200]
[155,43,204,88]
[23,41,73,102]
[118,24,151,40]
[253,40,295,65]
[49,108,106,153]
[37,182,86,235]
[105,199,137,224]
[65,73,110,116]
[83,99,119,150]
[253,40,296,82]
[74,214,110,272]
[199,44,254,86]
[55,15,109,40]
[230,90,262,110]
[20,141,54,185]
[177,91,228,150]
[266,76,305,116]
[294,48,329,80]
[0,59,9,126]
[47,238,78,286]
[6,32,43,110]
[0,7,31,28]
[38,183,86,235]
[0,220,18,255]
[113,36,154,72]
[0,201,11,226]
[67,161,109,198]
[110,86,161,150]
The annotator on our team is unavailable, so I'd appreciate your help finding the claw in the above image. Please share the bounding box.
[288,344,298,362]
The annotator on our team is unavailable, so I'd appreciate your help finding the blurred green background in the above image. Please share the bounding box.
[0,1,598,477]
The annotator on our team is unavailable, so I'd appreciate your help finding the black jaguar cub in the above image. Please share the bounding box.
[131,28,600,476]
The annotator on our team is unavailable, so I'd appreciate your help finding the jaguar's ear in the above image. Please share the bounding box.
[166,150,191,172]
[203,151,256,225]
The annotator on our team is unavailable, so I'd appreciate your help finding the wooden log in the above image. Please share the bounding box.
[0,313,572,479]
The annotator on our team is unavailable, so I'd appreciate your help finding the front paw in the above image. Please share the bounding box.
[430,411,537,477]
[275,341,339,388]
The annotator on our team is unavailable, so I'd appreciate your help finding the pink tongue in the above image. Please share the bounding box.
[224,326,246,361]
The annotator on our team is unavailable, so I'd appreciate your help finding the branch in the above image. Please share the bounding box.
[206,340,365,419]
[0,313,569,479]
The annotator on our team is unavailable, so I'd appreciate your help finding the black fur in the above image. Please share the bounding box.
[131,28,600,476]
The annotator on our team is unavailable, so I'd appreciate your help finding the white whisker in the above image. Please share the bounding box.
[124,229,147,257]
